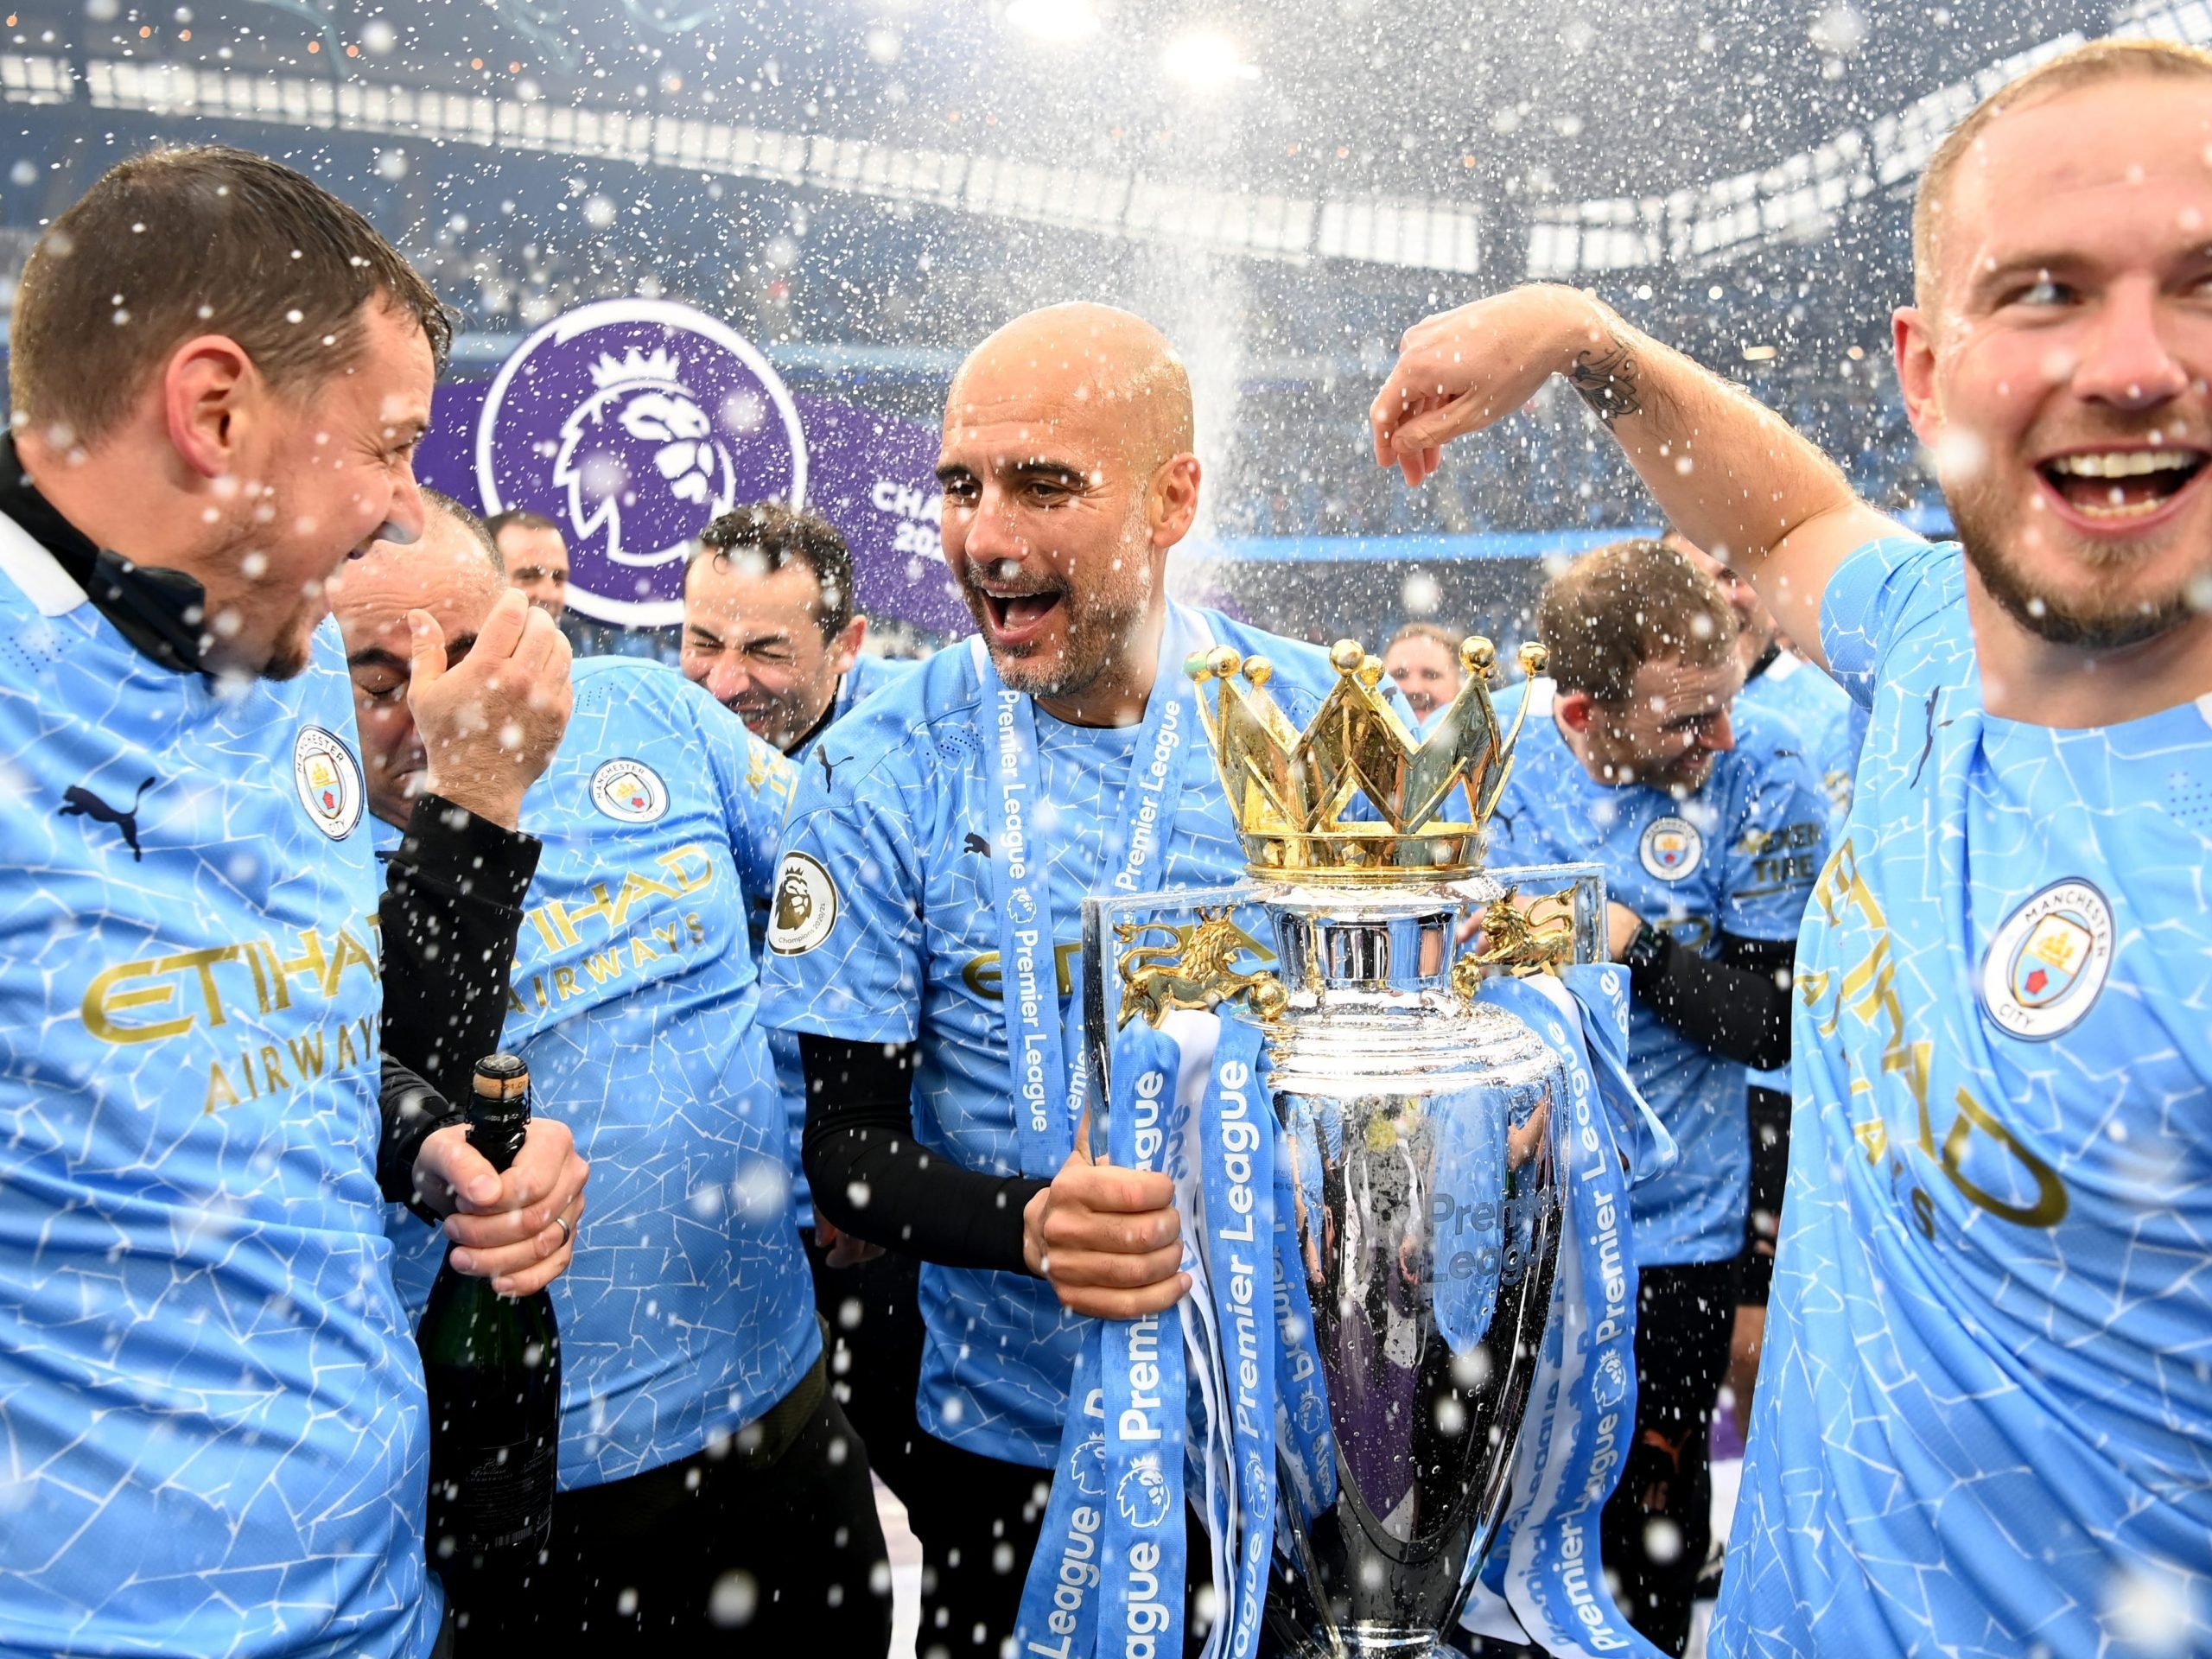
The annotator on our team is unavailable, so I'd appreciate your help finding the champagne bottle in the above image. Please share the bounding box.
[420,1052,562,1575]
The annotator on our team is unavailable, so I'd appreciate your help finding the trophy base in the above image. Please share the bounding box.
[1266,1617,1458,1658]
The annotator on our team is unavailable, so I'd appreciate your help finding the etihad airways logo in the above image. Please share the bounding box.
[78,917,385,1112]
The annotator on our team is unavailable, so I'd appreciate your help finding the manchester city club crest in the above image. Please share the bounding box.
[588,758,670,824]
[1638,813,1704,880]
[1979,878,2116,1040]
[292,726,364,842]
[474,298,808,628]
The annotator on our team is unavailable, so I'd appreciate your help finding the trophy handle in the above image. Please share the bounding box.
[1452,885,1580,1001]
[1113,909,1288,1031]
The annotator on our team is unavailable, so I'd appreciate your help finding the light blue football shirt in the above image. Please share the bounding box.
[382,657,818,1492]
[1486,681,1829,1267]
[0,523,438,1658]
[1713,538,2212,1657]
[1738,648,1864,829]
[759,611,1355,1467]
[1737,651,1864,1091]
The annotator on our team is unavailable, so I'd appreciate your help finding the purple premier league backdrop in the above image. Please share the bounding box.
[414,296,971,638]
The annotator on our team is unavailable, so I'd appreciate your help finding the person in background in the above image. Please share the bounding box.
[0,144,583,1659]
[1484,538,1829,1656]
[335,493,892,1656]
[681,501,923,1503]
[1382,619,1465,734]
[682,503,910,754]
[1663,528,1863,1449]
[486,507,570,619]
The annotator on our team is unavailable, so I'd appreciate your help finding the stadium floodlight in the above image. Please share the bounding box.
[1162,27,1258,88]
[1005,0,1101,42]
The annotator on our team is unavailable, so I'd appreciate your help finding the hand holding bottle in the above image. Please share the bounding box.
[414,1116,588,1296]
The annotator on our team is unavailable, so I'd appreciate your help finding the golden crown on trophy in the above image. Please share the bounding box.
[1187,634,1547,880]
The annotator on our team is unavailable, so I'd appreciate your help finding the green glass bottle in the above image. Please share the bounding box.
[419,1052,562,1577]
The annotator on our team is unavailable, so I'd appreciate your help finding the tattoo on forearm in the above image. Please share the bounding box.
[1569,334,1643,427]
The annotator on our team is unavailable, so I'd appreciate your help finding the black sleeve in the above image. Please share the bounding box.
[378,793,541,1114]
[801,1032,1048,1274]
[1626,929,1796,1071]
[377,1054,463,1222]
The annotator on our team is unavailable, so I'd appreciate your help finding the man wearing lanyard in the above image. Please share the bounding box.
[760,303,1395,1656]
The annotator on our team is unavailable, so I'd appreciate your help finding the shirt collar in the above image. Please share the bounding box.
[0,434,211,674]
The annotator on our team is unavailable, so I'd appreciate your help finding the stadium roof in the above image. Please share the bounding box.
[5,0,2197,276]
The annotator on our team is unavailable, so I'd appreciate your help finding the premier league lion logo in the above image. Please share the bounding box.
[1592,1346,1629,1410]
[477,298,807,629]
[1116,1455,1172,1530]
[1069,1436,1108,1498]
[556,346,737,565]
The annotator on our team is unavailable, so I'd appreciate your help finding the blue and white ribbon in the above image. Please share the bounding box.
[1194,1016,1275,1658]
[976,607,1207,1178]
[1460,966,1674,1659]
[1016,1017,1183,1659]
[1096,1014,1191,1659]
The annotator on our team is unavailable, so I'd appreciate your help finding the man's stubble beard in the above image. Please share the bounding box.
[969,538,1159,702]
[1950,476,2202,653]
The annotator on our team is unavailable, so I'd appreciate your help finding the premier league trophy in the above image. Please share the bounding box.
[1076,637,1613,1658]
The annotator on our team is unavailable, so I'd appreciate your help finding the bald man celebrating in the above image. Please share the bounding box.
[760,304,1395,1656]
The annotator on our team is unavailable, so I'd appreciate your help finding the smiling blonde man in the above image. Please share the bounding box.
[1371,39,2212,1657]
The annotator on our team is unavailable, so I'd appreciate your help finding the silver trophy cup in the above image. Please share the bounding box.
[1086,868,1603,1656]
[1083,633,1605,1656]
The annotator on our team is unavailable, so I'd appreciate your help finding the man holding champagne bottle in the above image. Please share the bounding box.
[335,494,893,1655]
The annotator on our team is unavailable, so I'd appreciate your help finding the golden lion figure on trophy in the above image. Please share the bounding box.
[1115,907,1290,1028]
[1452,886,1577,997]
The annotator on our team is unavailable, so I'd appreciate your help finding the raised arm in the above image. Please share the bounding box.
[1369,284,1906,670]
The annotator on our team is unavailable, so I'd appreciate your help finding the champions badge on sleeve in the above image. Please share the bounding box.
[474,297,809,628]
[1015,638,1675,1659]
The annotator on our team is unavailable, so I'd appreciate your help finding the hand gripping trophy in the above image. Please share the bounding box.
[1018,637,1672,1659]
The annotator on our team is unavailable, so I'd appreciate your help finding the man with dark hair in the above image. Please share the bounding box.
[1484,537,1829,1655]
[683,499,922,1499]
[683,502,909,754]
[0,145,586,1658]
[336,493,893,1654]
[1370,36,2212,1655]
[486,508,569,619]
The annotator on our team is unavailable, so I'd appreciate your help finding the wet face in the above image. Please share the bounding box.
[327,511,503,829]
[213,299,435,680]
[936,352,1176,707]
[1901,76,2212,650]
[682,550,858,753]
[498,524,570,617]
[1382,632,1462,719]
[1559,653,1743,794]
